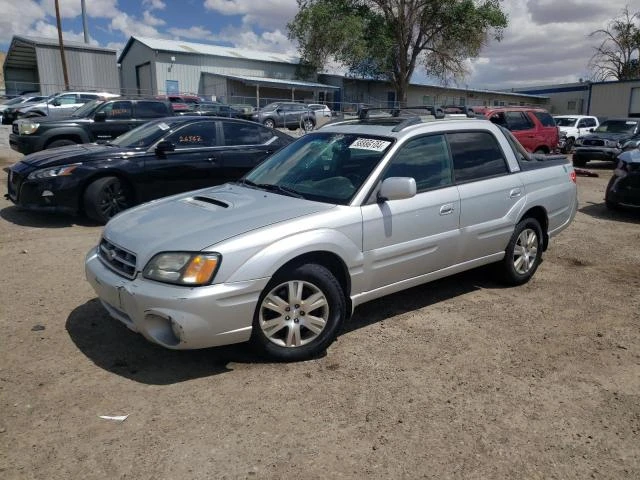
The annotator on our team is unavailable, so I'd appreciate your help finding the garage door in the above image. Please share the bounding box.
[136,63,152,96]
[630,87,640,117]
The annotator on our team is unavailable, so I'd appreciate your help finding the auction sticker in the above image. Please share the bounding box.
[349,138,391,152]
[157,122,170,130]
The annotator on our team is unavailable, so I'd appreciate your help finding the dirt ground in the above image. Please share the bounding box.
[0,133,638,479]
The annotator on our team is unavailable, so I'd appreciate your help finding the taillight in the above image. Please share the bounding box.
[570,170,576,183]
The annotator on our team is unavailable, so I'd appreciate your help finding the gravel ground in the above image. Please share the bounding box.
[0,125,638,479]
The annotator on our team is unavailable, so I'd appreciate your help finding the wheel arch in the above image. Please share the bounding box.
[271,251,352,317]
[518,206,549,250]
[43,132,87,149]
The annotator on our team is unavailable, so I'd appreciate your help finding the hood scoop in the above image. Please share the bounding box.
[189,196,230,208]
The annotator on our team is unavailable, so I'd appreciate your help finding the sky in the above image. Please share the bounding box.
[0,0,635,90]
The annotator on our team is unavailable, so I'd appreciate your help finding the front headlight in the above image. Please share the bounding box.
[18,121,40,135]
[27,163,81,180]
[143,252,221,286]
[604,139,618,148]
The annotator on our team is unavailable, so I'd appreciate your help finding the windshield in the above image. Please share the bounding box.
[594,120,638,134]
[555,117,577,127]
[72,99,104,117]
[243,132,394,205]
[110,119,175,148]
[261,102,280,111]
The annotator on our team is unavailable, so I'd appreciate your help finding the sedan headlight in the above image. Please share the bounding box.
[27,163,81,180]
[143,252,221,286]
[18,121,40,135]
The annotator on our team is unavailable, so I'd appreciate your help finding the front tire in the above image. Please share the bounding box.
[263,118,275,129]
[251,264,346,361]
[302,118,315,132]
[498,218,543,286]
[83,176,133,224]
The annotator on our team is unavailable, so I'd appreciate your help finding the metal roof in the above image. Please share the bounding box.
[203,72,339,90]
[3,35,116,70]
[120,36,299,65]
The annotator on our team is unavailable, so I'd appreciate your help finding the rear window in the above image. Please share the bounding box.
[533,111,556,127]
[136,101,171,118]
[448,131,509,183]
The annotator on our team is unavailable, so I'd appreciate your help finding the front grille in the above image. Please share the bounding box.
[583,139,604,147]
[12,124,18,134]
[98,237,137,279]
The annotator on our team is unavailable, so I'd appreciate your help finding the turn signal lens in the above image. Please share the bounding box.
[183,255,219,284]
[570,170,576,183]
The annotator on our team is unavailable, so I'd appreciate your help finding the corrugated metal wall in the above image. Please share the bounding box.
[34,46,118,94]
[589,81,640,117]
[120,41,155,95]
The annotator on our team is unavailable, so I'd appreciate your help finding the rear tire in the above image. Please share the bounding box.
[498,218,543,286]
[251,263,346,361]
[302,118,315,132]
[47,139,77,149]
[83,176,133,224]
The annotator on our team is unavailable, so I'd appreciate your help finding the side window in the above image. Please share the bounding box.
[586,118,597,128]
[533,111,556,127]
[258,125,276,142]
[505,111,534,131]
[136,101,169,118]
[166,121,216,147]
[97,101,133,119]
[383,134,452,191]
[448,131,509,183]
[577,120,587,128]
[223,122,262,146]
[55,94,78,105]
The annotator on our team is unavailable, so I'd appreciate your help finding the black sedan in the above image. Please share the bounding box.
[605,148,640,210]
[5,116,294,223]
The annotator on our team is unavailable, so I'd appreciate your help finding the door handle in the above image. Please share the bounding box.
[439,204,454,215]
[509,188,522,198]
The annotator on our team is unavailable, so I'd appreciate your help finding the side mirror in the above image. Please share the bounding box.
[377,177,416,202]
[94,111,107,122]
[155,140,175,156]
[589,128,594,132]
[276,108,283,114]
[51,100,61,107]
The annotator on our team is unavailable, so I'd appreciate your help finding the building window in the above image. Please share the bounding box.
[567,100,577,110]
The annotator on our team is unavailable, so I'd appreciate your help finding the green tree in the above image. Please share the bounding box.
[589,6,640,81]
[288,0,508,105]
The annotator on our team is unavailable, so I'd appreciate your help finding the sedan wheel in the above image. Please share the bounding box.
[302,119,314,132]
[512,228,539,275]
[252,263,345,361]
[263,118,275,129]
[84,176,133,224]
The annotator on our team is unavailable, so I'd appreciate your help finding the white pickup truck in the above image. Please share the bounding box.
[553,115,599,153]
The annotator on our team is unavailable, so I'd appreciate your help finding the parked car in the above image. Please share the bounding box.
[572,118,640,167]
[553,115,599,153]
[476,106,559,153]
[251,102,316,131]
[9,98,174,155]
[230,104,256,119]
[3,91,120,123]
[156,94,203,113]
[5,117,294,223]
[605,147,640,210]
[0,94,47,124]
[176,102,242,118]
[84,112,577,361]
[308,103,332,118]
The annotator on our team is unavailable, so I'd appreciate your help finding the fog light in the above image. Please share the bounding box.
[170,318,183,342]
[143,312,180,346]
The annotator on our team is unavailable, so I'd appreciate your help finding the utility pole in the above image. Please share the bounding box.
[81,0,90,43]
[55,0,70,90]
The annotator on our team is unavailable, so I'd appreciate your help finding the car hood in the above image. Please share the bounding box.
[618,149,640,164]
[581,132,633,141]
[18,143,134,169]
[103,184,336,266]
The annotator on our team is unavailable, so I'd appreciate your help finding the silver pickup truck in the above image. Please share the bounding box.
[85,114,578,361]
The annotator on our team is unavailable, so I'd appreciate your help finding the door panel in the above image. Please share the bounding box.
[361,187,461,292]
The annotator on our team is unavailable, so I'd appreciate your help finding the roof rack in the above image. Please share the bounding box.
[357,105,477,119]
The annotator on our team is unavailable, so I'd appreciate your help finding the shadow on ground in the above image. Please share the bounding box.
[67,266,504,384]
[579,201,640,224]
[0,205,99,228]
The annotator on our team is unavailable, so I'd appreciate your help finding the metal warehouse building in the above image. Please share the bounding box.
[118,36,338,105]
[2,35,119,96]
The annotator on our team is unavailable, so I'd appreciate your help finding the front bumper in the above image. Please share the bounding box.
[606,173,640,207]
[573,146,621,161]
[9,133,45,155]
[85,248,269,349]
[6,165,82,215]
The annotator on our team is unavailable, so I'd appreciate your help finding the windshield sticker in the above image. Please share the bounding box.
[349,138,391,151]
[157,122,170,131]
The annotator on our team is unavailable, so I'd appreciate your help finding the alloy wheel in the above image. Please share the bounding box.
[512,228,539,274]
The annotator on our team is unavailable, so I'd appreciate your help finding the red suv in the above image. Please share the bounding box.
[474,107,559,153]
